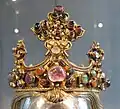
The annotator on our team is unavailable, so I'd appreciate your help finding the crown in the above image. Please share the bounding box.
[8,6,110,105]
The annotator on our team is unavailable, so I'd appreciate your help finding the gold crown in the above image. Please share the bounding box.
[9,6,110,104]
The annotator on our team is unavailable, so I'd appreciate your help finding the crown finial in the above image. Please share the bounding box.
[31,5,85,42]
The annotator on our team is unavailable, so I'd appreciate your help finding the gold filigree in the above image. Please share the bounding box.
[9,6,110,107]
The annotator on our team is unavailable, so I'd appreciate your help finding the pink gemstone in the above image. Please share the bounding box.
[54,5,64,13]
[48,66,66,82]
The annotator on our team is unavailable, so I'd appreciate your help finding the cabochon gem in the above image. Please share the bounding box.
[48,66,66,82]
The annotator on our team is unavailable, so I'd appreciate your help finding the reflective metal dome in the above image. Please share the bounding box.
[12,92,103,109]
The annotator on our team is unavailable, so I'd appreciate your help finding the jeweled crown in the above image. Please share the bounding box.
[8,6,110,103]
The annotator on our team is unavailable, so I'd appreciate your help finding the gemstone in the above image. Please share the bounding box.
[54,5,64,13]
[68,20,75,30]
[34,23,40,30]
[82,74,88,84]
[8,73,14,81]
[69,31,75,39]
[91,79,97,88]
[54,82,60,87]
[9,82,16,88]
[25,73,35,84]
[36,67,45,75]
[51,46,61,54]
[39,78,50,88]
[75,26,82,34]
[91,70,97,77]
[48,66,66,82]
[64,66,70,71]
[8,72,19,81]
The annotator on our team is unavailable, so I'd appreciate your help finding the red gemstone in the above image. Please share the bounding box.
[39,78,50,87]
[75,26,82,34]
[48,66,66,82]
[54,5,64,13]
[68,20,75,30]
[36,68,45,75]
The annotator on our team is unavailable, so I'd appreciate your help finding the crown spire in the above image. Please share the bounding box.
[31,5,85,42]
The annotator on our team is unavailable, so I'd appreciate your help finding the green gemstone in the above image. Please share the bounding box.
[55,83,60,87]
[82,75,88,84]
[91,70,97,76]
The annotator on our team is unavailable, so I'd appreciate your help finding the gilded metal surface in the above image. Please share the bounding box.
[9,6,110,109]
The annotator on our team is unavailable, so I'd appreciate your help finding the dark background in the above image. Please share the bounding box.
[0,0,119,109]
